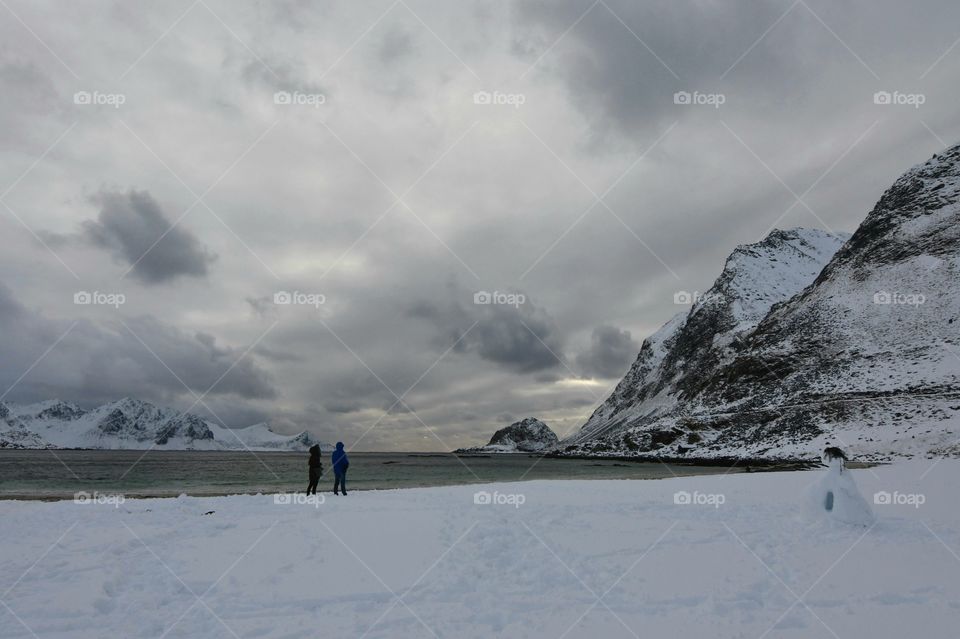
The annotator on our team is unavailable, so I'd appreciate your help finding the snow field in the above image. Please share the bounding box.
[1,461,959,638]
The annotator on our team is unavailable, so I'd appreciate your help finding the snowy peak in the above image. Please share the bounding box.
[568,227,848,447]
[716,228,851,329]
[14,399,87,422]
[0,398,324,451]
[75,398,215,445]
[456,417,559,453]
[0,403,49,449]
[210,422,333,452]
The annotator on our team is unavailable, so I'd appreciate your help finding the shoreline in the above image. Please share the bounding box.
[1,450,864,503]
[0,462,828,502]
[459,451,841,471]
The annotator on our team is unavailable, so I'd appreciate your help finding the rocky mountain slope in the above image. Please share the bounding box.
[563,143,960,461]
[567,228,849,449]
[456,417,558,453]
[0,398,330,451]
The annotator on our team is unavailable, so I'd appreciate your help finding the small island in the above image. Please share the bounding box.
[454,417,559,454]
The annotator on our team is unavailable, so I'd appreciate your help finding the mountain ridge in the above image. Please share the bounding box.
[561,143,960,462]
[0,397,331,451]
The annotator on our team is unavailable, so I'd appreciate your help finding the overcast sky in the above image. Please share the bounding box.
[1,0,958,450]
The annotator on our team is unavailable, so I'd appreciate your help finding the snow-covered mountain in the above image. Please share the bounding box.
[562,143,960,462]
[209,422,331,451]
[456,417,559,453]
[0,398,331,451]
[0,402,49,448]
[566,228,849,450]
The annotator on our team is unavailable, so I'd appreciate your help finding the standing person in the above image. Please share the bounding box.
[306,444,322,495]
[332,442,349,495]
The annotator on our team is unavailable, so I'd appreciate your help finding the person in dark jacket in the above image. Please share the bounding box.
[332,442,349,495]
[306,444,322,495]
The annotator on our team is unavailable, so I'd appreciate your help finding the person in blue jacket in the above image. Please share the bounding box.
[332,442,349,495]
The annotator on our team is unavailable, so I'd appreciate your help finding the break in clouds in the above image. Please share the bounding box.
[1,0,958,449]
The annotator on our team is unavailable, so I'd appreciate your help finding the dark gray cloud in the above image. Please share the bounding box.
[575,325,640,379]
[510,0,959,143]
[80,190,216,284]
[467,302,563,373]
[0,282,276,410]
[410,293,564,374]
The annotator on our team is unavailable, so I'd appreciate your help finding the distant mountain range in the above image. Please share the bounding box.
[561,143,960,462]
[0,398,330,451]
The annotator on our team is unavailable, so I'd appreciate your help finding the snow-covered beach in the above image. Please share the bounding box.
[2,461,958,638]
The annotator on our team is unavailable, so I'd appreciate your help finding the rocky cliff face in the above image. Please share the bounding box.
[563,143,960,461]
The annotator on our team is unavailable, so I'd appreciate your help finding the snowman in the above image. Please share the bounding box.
[807,445,874,526]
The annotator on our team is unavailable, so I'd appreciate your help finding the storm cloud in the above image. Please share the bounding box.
[575,325,640,379]
[80,190,216,284]
[0,282,276,410]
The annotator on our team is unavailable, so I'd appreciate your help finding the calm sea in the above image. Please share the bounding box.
[0,449,740,499]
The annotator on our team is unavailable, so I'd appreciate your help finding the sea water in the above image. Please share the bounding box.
[0,449,740,499]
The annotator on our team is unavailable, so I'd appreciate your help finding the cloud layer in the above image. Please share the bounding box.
[0,0,958,449]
